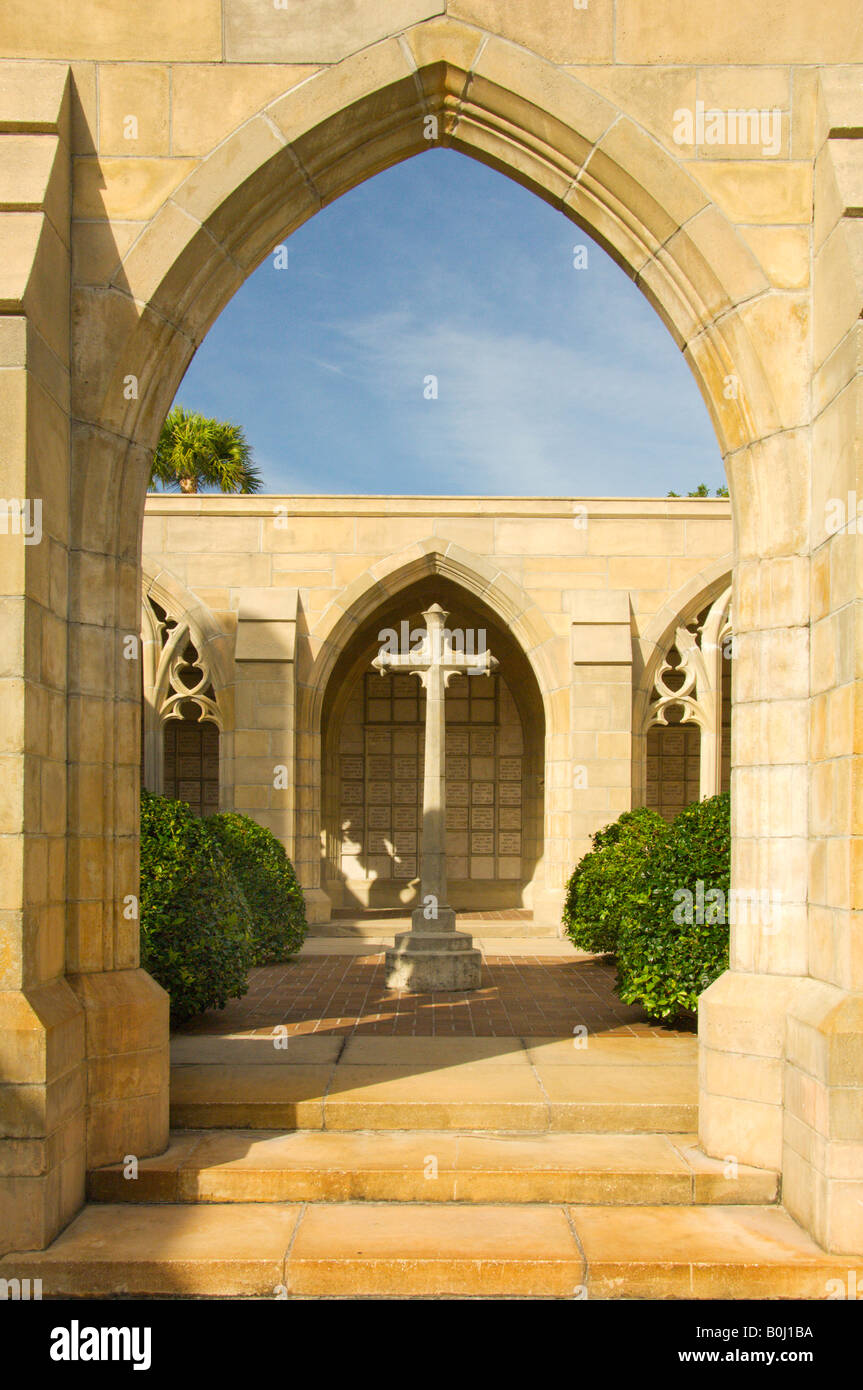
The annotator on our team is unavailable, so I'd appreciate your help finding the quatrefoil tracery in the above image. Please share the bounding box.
[145,595,222,728]
[647,589,732,735]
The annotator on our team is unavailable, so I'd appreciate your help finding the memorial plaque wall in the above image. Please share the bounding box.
[337,667,525,884]
[645,722,701,821]
[163,719,220,816]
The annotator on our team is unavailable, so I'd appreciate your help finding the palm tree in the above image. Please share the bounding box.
[150,406,263,494]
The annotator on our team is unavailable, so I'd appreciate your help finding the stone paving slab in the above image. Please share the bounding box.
[286,1203,582,1299]
[337,1036,533,1066]
[539,1063,698,1133]
[170,1064,331,1130]
[525,1035,697,1064]
[171,1035,344,1065]
[5,1202,856,1300]
[0,1203,301,1298]
[572,1204,858,1300]
[300,937,574,955]
[323,1062,550,1131]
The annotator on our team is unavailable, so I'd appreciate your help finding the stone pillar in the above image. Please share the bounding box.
[234,592,294,817]
[781,75,863,1252]
[0,65,170,1253]
[570,592,634,859]
[0,65,83,1253]
[700,74,863,1256]
[234,586,325,920]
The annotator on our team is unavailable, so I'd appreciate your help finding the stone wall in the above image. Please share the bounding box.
[142,494,733,921]
[1,1,862,1255]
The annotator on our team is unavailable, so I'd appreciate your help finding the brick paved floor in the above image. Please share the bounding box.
[177,953,695,1039]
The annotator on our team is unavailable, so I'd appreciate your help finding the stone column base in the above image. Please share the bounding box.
[530,885,566,932]
[699,967,863,1255]
[302,887,332,924]
[66,968,169,1170]
[783,981,863,1254]
[0,980,86,1255]
[386,908,482,990]
[698,969,806,1172]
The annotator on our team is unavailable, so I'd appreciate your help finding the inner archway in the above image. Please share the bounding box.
[321,576,545,913]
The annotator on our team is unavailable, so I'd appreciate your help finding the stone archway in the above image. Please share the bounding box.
[2,13,861,1256]
[319,575,546,916]
[295,539,564,923]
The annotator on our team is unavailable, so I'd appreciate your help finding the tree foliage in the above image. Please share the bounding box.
[150,405,262,494]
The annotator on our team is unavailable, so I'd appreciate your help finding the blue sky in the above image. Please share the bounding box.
[173,149,724,497]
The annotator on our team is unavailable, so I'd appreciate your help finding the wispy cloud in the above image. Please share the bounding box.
[325,309,708,494]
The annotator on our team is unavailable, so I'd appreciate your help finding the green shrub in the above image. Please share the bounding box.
[139,791,253,1024]
[562,807,669,954]
[207,812,307,965]
[616,792,731,1021]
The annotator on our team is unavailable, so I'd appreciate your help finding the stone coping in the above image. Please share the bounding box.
[143,494,732,519]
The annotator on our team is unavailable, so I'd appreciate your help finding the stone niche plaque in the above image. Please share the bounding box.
[499,758,522,780]
[367,755,391,778]
[499,782,521,805]
[393,782,416,804]
[394,757,416,779]
[447,755,469,779]
[393,805,416,829]
[340,782,363,805]
[470,729,495,756]
[368,805,390,829]
[448,782,469,805]
[498,832,522,856]
[448,730,469,755]
[366,731,391,753]
[341,757,364,779]
[446,806,468,830]
[471,805,494,830]
[471,832,494,855]
[367,781,391,804]
[499,806,521,830]
[472,782,494,805]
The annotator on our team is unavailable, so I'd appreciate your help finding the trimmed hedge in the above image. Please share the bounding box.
[139,790,253,1024]
[207,812,307,965]
[616,792,731,1021]
[562,807,668,954]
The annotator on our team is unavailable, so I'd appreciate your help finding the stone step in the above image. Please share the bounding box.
[88,1129,778,1206]
[308,921,560,940]
[3,1202,854,1300]
[169,1035,699,1134]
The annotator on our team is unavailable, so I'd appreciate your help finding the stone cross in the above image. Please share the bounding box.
[372,603,497,990]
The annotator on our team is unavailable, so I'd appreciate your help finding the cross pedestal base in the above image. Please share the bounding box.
[385,909,482,991]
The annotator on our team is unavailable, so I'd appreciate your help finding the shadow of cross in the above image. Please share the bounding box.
[371,603,496,991]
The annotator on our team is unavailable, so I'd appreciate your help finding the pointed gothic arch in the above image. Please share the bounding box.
[140,565,231,808]
[293,539,565,919]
